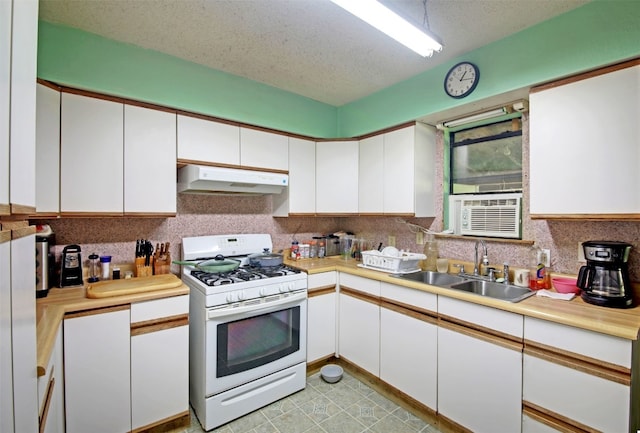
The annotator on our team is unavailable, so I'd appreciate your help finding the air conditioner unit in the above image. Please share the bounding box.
[448,193,522,239]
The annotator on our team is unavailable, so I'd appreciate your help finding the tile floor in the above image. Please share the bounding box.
[178,370,442,433]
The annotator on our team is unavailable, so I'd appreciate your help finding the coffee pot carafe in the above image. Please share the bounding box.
[577,241,633,308]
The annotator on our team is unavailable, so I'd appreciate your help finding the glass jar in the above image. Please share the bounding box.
[422,237,438,272]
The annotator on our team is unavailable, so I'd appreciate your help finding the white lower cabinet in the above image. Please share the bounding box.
[437,297,523,433]
[338,273,380,376]
[523,317,634,432]
[64,306,131,433]
[37,325,64,433]
[307,272,337,363]
[130,295,189,430]
[379,282,437,410]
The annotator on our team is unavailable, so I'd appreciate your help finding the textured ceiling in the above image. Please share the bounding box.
[38,0,590,106]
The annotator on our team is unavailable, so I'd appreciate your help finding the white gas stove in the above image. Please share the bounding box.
[183,234,308,431]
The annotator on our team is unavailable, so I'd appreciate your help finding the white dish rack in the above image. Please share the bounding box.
[360,250,425,274]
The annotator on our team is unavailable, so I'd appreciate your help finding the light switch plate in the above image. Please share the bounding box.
[578,242,586,262]
[537,249,551,267]
[387,235,396,247]
[416,231,424,245]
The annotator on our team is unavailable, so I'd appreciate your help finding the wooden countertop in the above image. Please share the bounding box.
[36,277,189,377]
[288,256,640,341]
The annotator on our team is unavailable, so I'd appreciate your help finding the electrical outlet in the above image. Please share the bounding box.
[416,231,424,245]
[537,249,551,267]
[387,235,396,247]
[578,242,586,262]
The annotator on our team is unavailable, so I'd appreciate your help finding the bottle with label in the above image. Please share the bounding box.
[291,241,300,260]
[318,238,326,258]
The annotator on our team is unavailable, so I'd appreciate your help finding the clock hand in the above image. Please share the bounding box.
[459,71,467,81]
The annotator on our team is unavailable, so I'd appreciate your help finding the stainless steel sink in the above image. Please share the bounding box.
[449,280,535,303]
[395,271,467,287]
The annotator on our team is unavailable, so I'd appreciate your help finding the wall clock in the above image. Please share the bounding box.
[444,62,479,99]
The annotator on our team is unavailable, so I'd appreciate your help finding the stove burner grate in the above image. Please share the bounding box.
[190,264,300,286]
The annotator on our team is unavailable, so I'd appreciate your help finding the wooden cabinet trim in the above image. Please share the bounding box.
[340,286,380,306]
[308,286,336,297]
[380,297,437,323]
[38,376,55,433]
[438,313,522,345]
[523,401,600,433]
[0,229,10,243]
[439,318,522,352]
[130,313,189,336]
[524,341,631,386]
[65,304,130,320]
[530,58,640,94]
[531,213,640,221]
[0,203,11,215]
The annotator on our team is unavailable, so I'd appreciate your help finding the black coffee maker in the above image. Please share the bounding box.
[577,241,634,308]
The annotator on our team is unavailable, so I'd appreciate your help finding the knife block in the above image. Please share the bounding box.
[154,254,171,275]
[134,257,153,277]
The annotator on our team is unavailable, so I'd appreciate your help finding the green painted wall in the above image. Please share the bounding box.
[338,0,640,136]
[38,0,640,139]
[37,21,338,138]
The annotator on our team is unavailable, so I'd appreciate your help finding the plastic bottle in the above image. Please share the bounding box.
[291,241,300,260]
[422,234,438,272]
[318,239,326,258]
[100,256,112,280]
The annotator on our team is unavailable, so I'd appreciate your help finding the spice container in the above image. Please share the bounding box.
[100,256,112,280]
[291,241,300,260]
[318,238,326,258]
[309,240,318,258]
[301,243,310,259]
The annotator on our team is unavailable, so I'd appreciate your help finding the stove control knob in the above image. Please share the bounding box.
[226,293,236,303]
[259,288,267,297]
[237,291,246,301]
[278,284,287,293]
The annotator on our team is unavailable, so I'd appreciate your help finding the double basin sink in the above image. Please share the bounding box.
[394,271,535,303]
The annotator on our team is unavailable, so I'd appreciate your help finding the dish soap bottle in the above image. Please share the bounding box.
[422,234,438,272]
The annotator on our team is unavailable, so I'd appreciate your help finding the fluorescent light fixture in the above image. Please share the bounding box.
[442,108,507,128]
[330,0,443,57]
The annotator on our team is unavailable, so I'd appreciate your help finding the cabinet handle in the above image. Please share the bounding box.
[39,377,55,433]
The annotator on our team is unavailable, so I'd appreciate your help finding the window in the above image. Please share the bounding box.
[450,119,523,194]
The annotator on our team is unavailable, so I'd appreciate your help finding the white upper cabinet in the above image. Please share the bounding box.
[176,114,240,166]
[530,63,640,216]
[358,134,384,213]
[36,84,61,214]
[240,127,289,171]
[8,0,38,214]
[61,93,124,214]
[358,124,436,216]
[0,0,11,215]
[316,140,359,214]
[124,105,177,214]
[273,137,315,216]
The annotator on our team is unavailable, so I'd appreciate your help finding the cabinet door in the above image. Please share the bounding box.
[0,1,10,214]
[130,295,189,430]
[307,292,336,363]
[438,324,522,433]
[61,93,124,213]
[11,230,38,433]
[383,126,415,214]
[38,326,64,433]
[36,84,61,214]
[288,137,315,214]
[338,292,379,376]
[240,127,288,171]
[176,114,240,165]
[316,141,358,214]
[8,0,38,213]
[380,306,437,409]
[0,232,13,432]
[124,105,177,214]
[64,307,131,433]
[358,135,384,213]
[131,326,188,430]
[530,65,640,215]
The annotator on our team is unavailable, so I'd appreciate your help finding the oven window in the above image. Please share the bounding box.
[217,306,300,377]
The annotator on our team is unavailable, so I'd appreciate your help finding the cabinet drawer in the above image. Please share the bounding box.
[438,296,523,338]
[523,354,630,433]
[130,295,189,323]
[339,273,380,297]
[380,282,436,313]
[308,271,336,289]
[524,316,631,368]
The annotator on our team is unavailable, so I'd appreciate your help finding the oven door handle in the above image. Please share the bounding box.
[206,291,307,320]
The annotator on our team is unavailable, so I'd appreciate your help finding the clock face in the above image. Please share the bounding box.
[444,62,479,99]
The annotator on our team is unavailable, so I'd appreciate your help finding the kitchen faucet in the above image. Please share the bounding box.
[474,240,489,276]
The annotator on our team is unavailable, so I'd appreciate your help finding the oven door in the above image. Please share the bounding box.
[205,291,307,396]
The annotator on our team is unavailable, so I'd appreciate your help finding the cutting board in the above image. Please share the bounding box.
[86,274,183,299]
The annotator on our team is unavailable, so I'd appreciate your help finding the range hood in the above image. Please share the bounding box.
[178,165,288,195]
